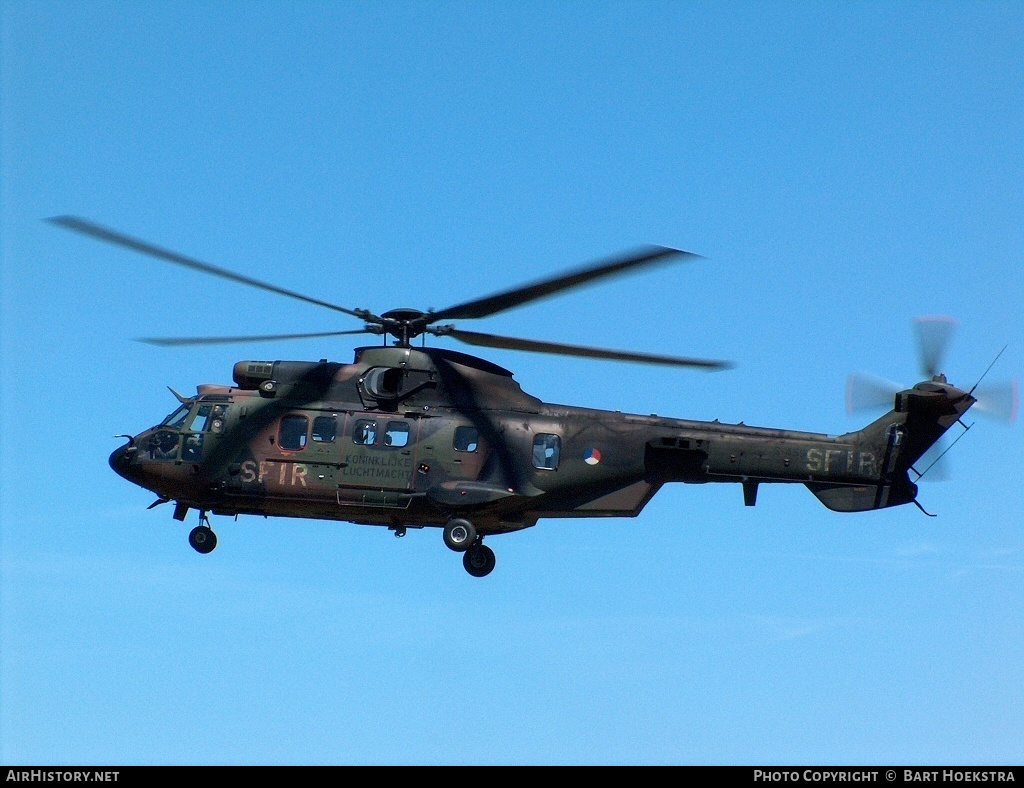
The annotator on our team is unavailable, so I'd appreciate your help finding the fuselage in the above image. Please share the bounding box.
[109,346,975,535]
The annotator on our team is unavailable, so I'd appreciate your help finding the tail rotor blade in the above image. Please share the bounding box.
[915,315,957,378]
[846,372,903,415]
[973,379,1019,424]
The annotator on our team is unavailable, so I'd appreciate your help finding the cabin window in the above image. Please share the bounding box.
[279,414,309,451]
[453,426,479,452]
[353,419,377,446]
[533,433,561,470]
[312,415,337,443]
[384,422,410,447]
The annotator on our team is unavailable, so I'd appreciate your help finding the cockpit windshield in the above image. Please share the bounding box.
[159,401,229,432]
[161,403,193,428]
[148,401,230,463]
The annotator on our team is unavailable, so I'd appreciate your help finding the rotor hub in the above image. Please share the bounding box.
[379,308,430,344]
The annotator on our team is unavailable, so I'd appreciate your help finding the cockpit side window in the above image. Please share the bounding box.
[182,432,204,462]
[189,405,213,433]
[209,404,228,434]
[145,430,180,461]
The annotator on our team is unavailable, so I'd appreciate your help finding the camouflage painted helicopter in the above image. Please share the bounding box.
[51,217,1016,576]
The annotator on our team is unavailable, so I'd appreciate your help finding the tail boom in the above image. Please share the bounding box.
[641,377,975,513]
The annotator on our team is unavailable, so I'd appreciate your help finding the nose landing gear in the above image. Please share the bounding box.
[188,511,218,554]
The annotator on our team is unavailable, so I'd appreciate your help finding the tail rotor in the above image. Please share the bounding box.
[846,316,961,419]
[845,316,1016,481]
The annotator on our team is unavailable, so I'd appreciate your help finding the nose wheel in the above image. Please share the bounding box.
[188,512,217,554]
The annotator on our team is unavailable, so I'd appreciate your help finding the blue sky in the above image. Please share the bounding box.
[1,1,1022,766]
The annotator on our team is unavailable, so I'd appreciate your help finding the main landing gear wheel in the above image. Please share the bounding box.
[443,518,476,552]
[463,543,496,578]
[188,524,217,554]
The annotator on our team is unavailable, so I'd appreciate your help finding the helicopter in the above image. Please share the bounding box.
[50,216,1016,577]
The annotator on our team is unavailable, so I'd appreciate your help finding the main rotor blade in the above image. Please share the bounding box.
[441,328,732,370]
[915,315,957,378]
[138,329,375,347]
[47,216,371,321]
[428,245,698,322]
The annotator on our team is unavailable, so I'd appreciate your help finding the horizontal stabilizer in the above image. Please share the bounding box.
[806,478,917,512]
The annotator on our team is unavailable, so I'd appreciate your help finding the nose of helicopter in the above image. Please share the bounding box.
[109,443,135,480]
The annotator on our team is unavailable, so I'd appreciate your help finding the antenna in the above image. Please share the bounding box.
[968,345,1007,396]
[911,422,973,481]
